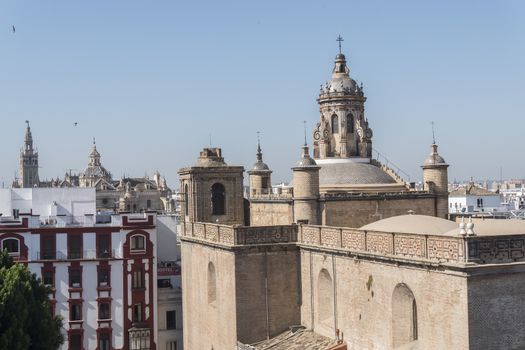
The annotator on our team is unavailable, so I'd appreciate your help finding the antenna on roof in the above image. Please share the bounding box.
[209,134,212,147]
[431,121,436,144]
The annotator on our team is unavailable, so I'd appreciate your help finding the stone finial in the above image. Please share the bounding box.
[466,217,475,236]
[459,217,467,236]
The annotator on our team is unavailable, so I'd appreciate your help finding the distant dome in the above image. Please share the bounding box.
[294,146,318,168]
[82,165,111,179]
[251,161,270,171]
[360,215,458,236]
[422,144,447,167]
[317,159,396,185]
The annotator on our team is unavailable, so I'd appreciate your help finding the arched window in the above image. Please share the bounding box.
[2,238,20,256]
[392,283,418,347]
[130,234,145,252]
[207,262,217,305]
[318,269,334,326]
[346,113,354,133]
[211,183,225,215]
[184,184,189,216]
[331,114,339,134]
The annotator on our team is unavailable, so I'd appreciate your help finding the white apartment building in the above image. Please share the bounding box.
[0,188,158,350]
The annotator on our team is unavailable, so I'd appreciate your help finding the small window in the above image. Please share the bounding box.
[43,270,54,287]
[70,303,82,321]
[146,200,151,209]
[99,302,110,320]
[331,114,339,134]
[70,334,82,350]
[166,310,176,330]
[68,234,82,259]
[133,303,143,323]
[211,183,225,215]
[346,114,354,133]
[133,269,144,289]
[184,184,189,216]
[41,235,56,260]
[99,334,110,350]
[131,235,145,251]
[97,233,111,258]
[158,279,172,289]
[98,268,110,286]
[70,269,82,288]
[2,238,20,256]
[167,341,177,350]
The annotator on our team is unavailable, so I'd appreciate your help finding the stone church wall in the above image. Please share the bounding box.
[468,270,525,350]
[235,246,301,344]
[321,197,437,228]
[181,242,238,350]
[250,201,293,226]
[300,249,469,350]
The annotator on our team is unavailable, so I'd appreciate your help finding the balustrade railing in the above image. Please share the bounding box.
[36,249,117,260]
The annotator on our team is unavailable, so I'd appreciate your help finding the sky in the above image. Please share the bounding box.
[1,0,524,189]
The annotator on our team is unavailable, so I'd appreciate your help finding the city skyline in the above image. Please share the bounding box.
[1,1,524,188]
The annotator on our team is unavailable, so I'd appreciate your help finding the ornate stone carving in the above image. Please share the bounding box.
[394,234,425,258]
[219,226,234,245]
[194,223,205,239]
[427,237,463,262]
[320,228,340,247]
[342,229,365,251]
[468,238,525,263]
[366,232,393,255]
[302,226,320,245]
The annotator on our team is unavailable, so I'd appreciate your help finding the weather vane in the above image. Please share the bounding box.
[303,121,308,146]
[336,35,344,54]
[431,121,436,144]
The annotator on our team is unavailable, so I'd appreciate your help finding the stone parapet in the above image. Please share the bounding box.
[299,225,465,264]
[181,221,525,265]
[249,193,293,202]
[180,221,297,246]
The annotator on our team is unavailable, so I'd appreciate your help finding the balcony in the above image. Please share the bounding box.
[36,249,117,261]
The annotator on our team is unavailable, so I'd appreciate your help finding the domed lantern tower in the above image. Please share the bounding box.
[313,37,372,159]
[248,136,272,197]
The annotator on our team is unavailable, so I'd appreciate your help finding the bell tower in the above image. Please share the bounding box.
[313,38,372,159]
[18,121,40,188]
[179,148,245,225]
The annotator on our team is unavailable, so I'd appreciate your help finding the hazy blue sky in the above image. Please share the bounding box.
[1,0,524,188]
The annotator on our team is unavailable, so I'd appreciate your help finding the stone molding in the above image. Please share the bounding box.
[181,221,525,265]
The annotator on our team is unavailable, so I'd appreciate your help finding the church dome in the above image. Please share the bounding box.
[294,146,318,167]
[252,161,270,171]
[249,140,271,172]
[319,53,362,96]
[316,159,396,185]
[422,144,447,167]
[83,165,111,179]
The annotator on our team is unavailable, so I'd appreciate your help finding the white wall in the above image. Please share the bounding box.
[0,188,96,217]
[32,188,96,216]
[157,215,178,261]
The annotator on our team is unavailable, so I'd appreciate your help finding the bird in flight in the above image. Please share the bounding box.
[74,122,78,127]
[12,25,15,34]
